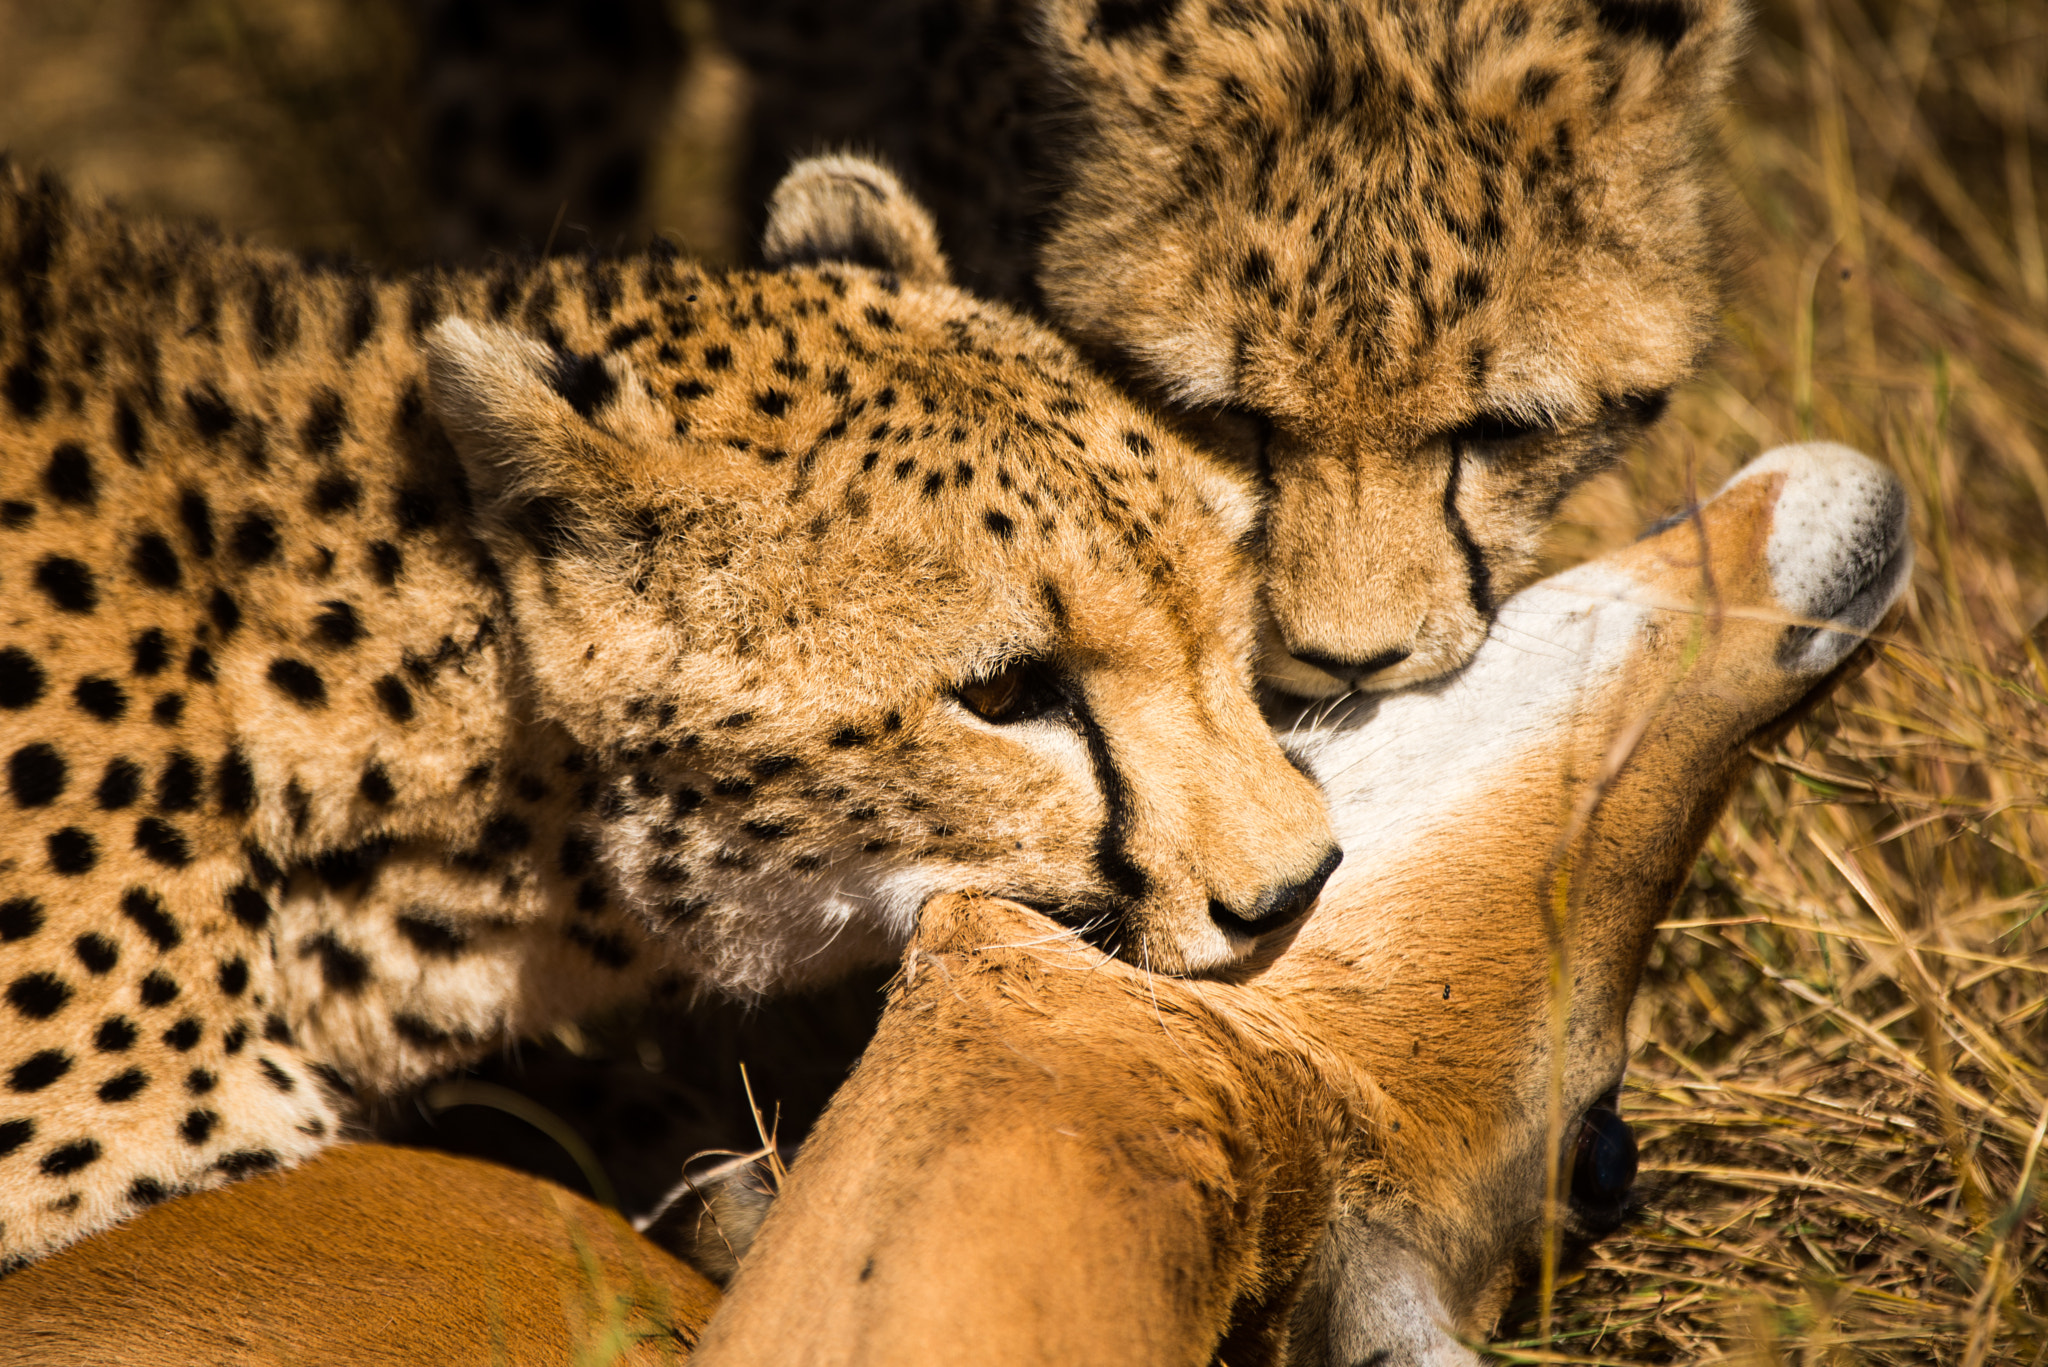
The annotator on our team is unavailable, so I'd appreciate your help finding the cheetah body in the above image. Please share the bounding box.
[0,162,1333,1263]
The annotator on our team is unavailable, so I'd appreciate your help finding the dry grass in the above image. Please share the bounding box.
[0,1,2042,1361]
[1512,1,2048,1360]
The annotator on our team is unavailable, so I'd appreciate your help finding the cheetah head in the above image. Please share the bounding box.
[425,170,1338,993]
[1036,0,1743,695]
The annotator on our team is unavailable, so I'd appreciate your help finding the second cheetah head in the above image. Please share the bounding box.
[1036,0,1743,695]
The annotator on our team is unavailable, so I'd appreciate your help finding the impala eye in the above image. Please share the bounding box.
[1569,1104,1639,1235]
[956,658,1067,725]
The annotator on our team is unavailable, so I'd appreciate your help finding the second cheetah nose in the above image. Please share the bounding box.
[1292,646,1411,688]
[1210,846,1344,938]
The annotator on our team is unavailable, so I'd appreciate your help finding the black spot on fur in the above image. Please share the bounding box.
[114,399,145,464]
[131,629,171,676]
[310,472,361,516]
[373,674,416,723]
[210,588,242,637]
[313,601,364,648]
[95,1016,137,1051]
[395,912,469,958]
[40,1138,100,1176]
[73,934,118,974]
[303,933,372,993]
[161,1017,202,1051]
[311,839,391,891]
[179,1109,219,1145]
[6,972,71,1021]
[47,827,99,875]
[155,753,202,813]
[547,349,617,418]
[0,1119,32,1157]
[217,749,257,817]
[97,1069,147,1103]
[267,658,328,707]
[138,972,180,1007]
[96,757,142,809]
[0,501,33,527]
[230,512,280,564]
[73,676,126,721]
[120,888,182,951]
[217,957,249,996]
[185,645,216,685]
[135,817,192,868]
[43,443,96,506]
[151,692,185,727]
[357,762,396,806]
[0,648,47,709]
[35,555,97,612]
[213,1148,278,1178]
[177,490,216,559]
[301,390,349,458]
[126,1177,170,1206]
[8,742,66,807]
[8,1049,72,1093]
[1,898,45,941]
[368,539,403,585]
[185,1068,217,1095]
[226,883,272,931]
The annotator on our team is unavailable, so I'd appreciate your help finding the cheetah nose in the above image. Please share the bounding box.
[1209,846,1344,938]
[1291,646,1412,689]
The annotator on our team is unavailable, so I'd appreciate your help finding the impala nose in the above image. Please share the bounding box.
[1210,846,1344,937]
[1291,646,1411,690]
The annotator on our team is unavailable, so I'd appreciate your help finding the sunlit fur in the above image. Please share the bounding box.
[693,444,1910,1366]
[0,160,1332,1264]
[0,446,1909,1364]
[720,0,1746,693]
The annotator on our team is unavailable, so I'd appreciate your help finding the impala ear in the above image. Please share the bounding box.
[761,153,951,287]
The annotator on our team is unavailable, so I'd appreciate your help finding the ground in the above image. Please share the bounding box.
[0,0,2041,1359]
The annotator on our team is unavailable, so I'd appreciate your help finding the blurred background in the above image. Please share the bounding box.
[2,1,2042,1360]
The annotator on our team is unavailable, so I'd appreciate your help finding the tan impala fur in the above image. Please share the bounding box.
[694,442,1910,1366]
[0,1144,718,1367]
[721,0,1746,694]
[0,159,1335,1265]
[0,444,1908,1366]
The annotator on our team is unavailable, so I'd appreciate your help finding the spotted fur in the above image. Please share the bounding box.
[719,0,1744,693]
[0,159,1335,1264]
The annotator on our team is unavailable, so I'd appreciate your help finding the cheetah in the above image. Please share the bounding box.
[0,155,1338,1265]
[412,0,687,259]
[718,0,1744,695]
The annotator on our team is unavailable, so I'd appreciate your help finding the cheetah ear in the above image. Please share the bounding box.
[760,153,952,287]
[425,317,704,552]
[1590,0,1748,124]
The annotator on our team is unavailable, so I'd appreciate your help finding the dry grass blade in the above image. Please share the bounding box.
[1520,1,2048,1359]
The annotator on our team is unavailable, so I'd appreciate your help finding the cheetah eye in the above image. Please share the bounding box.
[956,658,1068,725]
[1440,410,1553,450]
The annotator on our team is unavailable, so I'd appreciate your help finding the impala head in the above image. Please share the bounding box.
[1272,440,1912,1363]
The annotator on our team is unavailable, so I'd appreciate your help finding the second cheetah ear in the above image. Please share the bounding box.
[761,153,952,287]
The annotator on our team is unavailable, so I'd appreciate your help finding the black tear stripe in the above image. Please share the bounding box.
[1065,690,1150,930]
[1443,445,1494,620]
